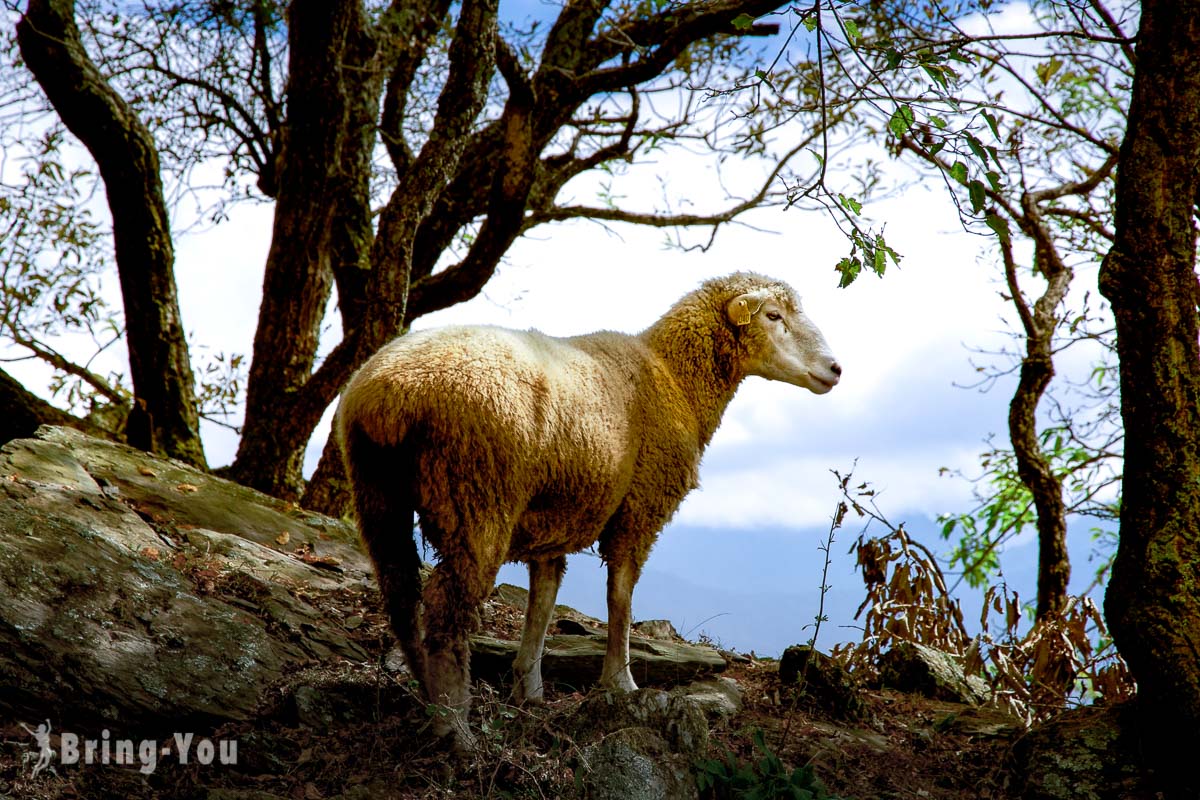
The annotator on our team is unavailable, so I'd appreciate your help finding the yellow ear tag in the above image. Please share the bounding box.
[727,298,752,326]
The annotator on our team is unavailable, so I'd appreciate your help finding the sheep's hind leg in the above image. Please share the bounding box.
[599,558,639,692]
[349,460,427,688]
[421,552,503,751]
[512,555,566,703]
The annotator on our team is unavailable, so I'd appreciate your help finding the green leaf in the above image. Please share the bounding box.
[885,48,901,69]
[836,256,862,288]
[928,141,945,156]
[928,114,948,130]
[968,179,986,214]
[949,161,968,184]
[966,134,988,166]
[731,12,755,30]
[921,63,948,89]
[754,68,776,92]
[985,212,1011,244]
[986,170,1003,192]
[802,15,817,32]
[1034,57,1063,86]
[981,109,1001,140]
[838,193,863,215]
[843,18,860,45]
[874,233,901,272]
[888,104,915,137]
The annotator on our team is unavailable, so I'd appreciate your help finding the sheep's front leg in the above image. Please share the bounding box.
[600,558,638,692]
[512,555,566,703]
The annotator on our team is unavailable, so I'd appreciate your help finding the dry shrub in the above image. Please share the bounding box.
[831,471,1135,723]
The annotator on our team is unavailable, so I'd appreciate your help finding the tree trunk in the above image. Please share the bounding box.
[0,368,105,445]
[1097,0,1200,794]
[300,434,353,516]
[1001,229,1074,622]
[1008,351,1070,620]
[229,0,382,499]
[16,0,206,468]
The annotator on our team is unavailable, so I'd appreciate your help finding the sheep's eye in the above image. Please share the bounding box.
[765,311,782,322]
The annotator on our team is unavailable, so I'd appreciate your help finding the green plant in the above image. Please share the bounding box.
[696,729,848,800]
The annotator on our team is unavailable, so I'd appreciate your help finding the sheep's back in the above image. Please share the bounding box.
[340,326,645,513]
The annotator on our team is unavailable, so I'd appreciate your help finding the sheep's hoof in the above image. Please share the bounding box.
[600,671,639,693]
[431,720,477,755]
[512,691,545,706]
[510,678,545,705]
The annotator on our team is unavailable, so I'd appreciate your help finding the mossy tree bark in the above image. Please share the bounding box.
[16,0,207,468]
[1097,0,1200,794]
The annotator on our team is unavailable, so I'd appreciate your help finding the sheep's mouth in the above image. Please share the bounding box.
[811,374,839,391]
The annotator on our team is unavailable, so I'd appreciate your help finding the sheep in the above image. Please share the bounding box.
[335,271,841,748]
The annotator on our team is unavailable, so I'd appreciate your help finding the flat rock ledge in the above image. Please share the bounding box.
[469,633,727,690]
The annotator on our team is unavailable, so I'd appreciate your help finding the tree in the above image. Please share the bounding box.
[6,0,835,509]
[15,0,207,467]
[1097,0,1200,793]
[781,0,1129,621]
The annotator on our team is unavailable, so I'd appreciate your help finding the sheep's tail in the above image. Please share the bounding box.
[342,424,427,690]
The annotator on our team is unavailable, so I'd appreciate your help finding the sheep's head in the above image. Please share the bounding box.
[727,286,842,394]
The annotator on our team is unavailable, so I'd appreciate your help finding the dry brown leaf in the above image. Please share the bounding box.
[276,531,290,546]
[138,466,156,477]
[140,546,160,560]
[176,483,200,493]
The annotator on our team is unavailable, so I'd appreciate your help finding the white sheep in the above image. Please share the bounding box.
[335,271,841,748]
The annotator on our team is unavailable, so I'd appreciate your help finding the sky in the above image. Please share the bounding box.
[1,1,1118,657]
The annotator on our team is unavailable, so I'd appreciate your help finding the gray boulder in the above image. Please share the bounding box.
[0,427,373,731]
[675,677,742,720]
[632,619,680,640]
[580,726,698,800]
[878,641,989,705]
[571,686,725,800]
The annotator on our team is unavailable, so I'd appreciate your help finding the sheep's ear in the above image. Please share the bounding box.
[726,292,766,326]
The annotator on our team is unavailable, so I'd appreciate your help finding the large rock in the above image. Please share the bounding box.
[1013,702,1156,800]
[469,633,726,690]
[579,726,698,800]
[570,687,718,800]
[878,642,989,705]
[0,423,729,757]
[779,644,866,719]
[0,427,374,732]
[677,677,742,720]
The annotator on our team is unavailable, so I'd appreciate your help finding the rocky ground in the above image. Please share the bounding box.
[0,600,1019,799]
[0,427,1159,799]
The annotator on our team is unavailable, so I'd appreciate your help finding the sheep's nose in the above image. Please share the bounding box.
[830,361,843,377]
